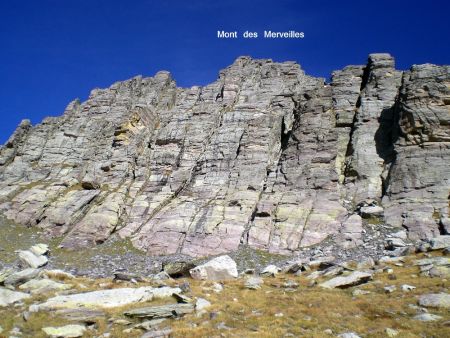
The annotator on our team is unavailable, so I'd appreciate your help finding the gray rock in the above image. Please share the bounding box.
[124,303,195,319]
[360,206,384,218]
[260,264,279,277]
[18,250,48,268]
[418,293,450,309]
[413,313,443,321]
[195,298,211,311]
[319,271,373,289]
[30,286,181,311]
[4,268,40,286]
[30,243,49,256]
[338,333,361,338]
[19,278,72,294]
[429,236,450,250]
[245,276,264,290]
[190,255,238,280]
[0,287,30,306]
[42,324,86,338]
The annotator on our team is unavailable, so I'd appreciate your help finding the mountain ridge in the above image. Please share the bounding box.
[1,54,449,257]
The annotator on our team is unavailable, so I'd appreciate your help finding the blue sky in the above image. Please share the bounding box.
[1,0,449,143]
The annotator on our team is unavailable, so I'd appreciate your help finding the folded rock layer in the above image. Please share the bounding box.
[0,54,449,256]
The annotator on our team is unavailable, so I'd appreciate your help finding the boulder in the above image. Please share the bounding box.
[260,264,279,277]
[124,303,195,319]
[190,255,238,280]
[245,276,264,290]
[30,286,181,311]
[163,261,195,277]
[429,236,450,250]
[413,313,442,321]
[0,287,30,307]
[360,206,384,218]
[4,268,40,286]
[319,271,373,289]
[30,243,49,256]
[19,279,72,294]
[42,324,86,338]
[418,293,450,309]
[18,250,48,268]
[195,298,211,311]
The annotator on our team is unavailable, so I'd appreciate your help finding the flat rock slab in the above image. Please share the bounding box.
[418,293,450,309]
[19,279,72,294]
[414,257,450,266]
[429,236,450,250]
[0,287,31,307]
[42,324,86,338]
[19,250,48,268]
[190,255,238,280]
[124,303,195,319]
[319,271,373,289]
[4,268,40,286]
[30,286,181,311]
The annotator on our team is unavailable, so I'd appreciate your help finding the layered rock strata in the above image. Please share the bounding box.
[0,54,448,256]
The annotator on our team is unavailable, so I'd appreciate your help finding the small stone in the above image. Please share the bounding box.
[30,243,49,256]
[400,284,416,292]
[384,285,396,293]
[195,298,211,311]
[245,276,264,290]
[385,328,399,337]
[338,332,361,338]
[352,289,370,296]
[323,329,333,335]
[413,313,442,321]
[212,282,224,293]
[260,265,279,277]
[274,312,284,317]
[42,324,86,337]
[360,205,383,218]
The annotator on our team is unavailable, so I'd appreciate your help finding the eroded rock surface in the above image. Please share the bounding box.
[0,54,448,257]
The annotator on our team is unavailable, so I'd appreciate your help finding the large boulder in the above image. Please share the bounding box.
[418,293,450,309]
[319,271,373,289]
[0,287,30,307]
[30,286,181,311]
[42,324,86,338]
[190,255,238,280]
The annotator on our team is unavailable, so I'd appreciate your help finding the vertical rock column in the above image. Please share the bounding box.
[383,64,450,239]
[344,54,402,206]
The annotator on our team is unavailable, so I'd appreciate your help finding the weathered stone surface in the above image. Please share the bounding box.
[319,271,373,289]
[245,276,264,290]
[0,287,30,307]
[0,55,448,256]
[42,324,86,338]
[124,303,195,319]
[18,250,48,268]
[4,268,40,286]
[30,286,181,311]
[18,278,72,294]
[418,293,450,309]
[190,255,238,280]
[429,236,450,250]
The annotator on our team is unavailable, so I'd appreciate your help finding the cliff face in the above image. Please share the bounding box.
[1,54,449,257]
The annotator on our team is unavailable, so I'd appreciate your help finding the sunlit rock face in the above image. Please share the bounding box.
[0,55,448,257]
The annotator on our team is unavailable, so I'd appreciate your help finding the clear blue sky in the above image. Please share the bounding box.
[1,0,449,144]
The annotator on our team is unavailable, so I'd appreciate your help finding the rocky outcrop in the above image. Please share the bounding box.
[0,54,449,257]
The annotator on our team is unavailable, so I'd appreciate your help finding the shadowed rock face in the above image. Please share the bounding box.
[0,54,448,257]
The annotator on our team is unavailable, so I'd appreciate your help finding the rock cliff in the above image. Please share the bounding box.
[1,54,449,256]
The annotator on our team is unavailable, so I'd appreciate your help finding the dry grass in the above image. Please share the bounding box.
[0,252,449,337]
